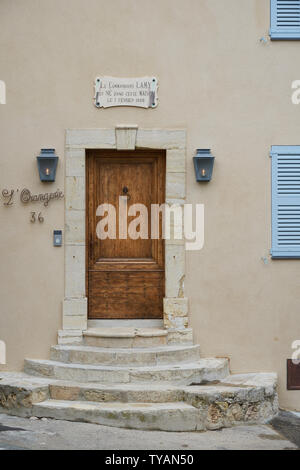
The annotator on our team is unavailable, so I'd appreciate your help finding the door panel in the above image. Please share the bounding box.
[86,150,165,319]
[88,271,164,319]
[95,158,153,259]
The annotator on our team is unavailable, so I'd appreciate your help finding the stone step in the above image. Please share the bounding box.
[49,381,185,403]
[32,381,279,431]
[24,358,230,384]
[0,372,277,405]
[32,400,200,431]
[47,373,277,407]
[50,344,201,366]
[83,328,169,348]
[0,372,278,431]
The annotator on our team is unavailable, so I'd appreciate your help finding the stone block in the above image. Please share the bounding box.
[65,210,85,245]
[166,149,186,173]
[62,315,87,330]
[165,244,185,297]
[136,129,186,150]
[65,246,85,298]
[57,329,83,345]
[132,335,167,348]
[50,385,81,401]
[162,202,185,245]
[65,176,85,211]
[115,125,138,150]
[166,172,186,199]
[167,328,193,344]
[164,314,189,329]
[63,298,87,316]
[164,297,188,317]
[66,129,116,148]
[65,149,86,177]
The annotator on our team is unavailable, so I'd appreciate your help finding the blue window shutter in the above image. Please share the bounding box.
[270,0,300,39]
[271,146,300,258]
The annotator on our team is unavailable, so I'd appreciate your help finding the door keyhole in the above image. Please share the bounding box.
[122,186,131,200]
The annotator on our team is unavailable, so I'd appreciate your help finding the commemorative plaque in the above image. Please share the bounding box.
[94,76,158,108]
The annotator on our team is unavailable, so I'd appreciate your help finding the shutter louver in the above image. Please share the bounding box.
[270,0,300,39]
[271,146,300,258]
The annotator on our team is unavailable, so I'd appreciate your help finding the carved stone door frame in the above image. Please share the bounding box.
[59,126,188,344]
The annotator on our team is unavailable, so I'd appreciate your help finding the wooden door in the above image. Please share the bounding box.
[86,150,165,319]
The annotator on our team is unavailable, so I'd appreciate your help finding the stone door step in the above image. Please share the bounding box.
[84,328,168,338]
[24,358,229,384]
[83,328,169,348]
[32,399,199,431]
[50,344,200,366]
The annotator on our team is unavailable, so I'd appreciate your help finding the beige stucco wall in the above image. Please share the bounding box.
[0,0,299,410]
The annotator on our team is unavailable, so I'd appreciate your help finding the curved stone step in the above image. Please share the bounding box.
[48,373,277,406]
[49,381,182,403]
[83,328,168,348]
[24,358,229,384]
[32,400,200,431]
[50,344,200,366]
[31,384,278,431]
[0,371,278,431]
[0,371,277,406]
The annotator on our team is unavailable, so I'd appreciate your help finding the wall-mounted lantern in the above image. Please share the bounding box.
[37,149,59,182]
[193,149,215,182]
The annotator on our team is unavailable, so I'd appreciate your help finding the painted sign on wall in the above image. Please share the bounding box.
[1,188,64,223]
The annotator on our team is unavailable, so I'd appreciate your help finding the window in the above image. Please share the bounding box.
[271,146,300,258]
[270,0,300,40]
